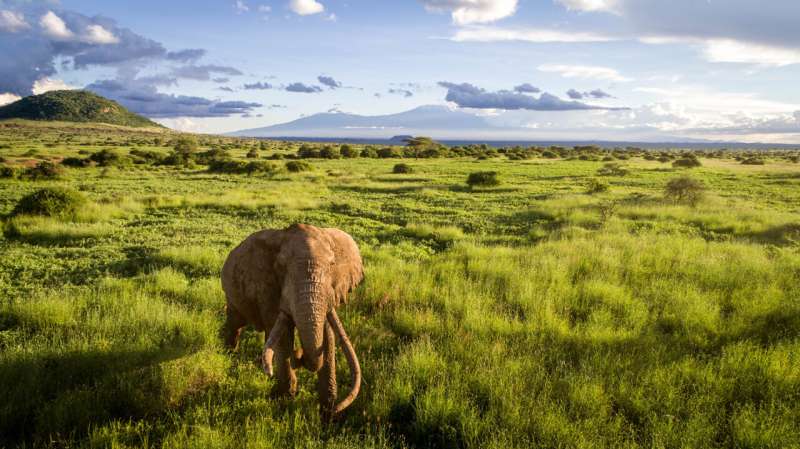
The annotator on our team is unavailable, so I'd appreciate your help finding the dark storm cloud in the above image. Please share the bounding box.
[317,75,342,89]
[285,82,323,93]
[513,83,540,94]
[567,88,614,100]
[87,78,261,118]
[243,81,273,90]
[438,82,622,111]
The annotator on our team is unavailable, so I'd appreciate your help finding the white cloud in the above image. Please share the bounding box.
[39,11,73,40]
[32,78,78,95]
[557,0,617,12]
[451,26,616,43]
[289,0,325,15]
[421,0,517,25]
[0,9,29,32]
[538,64,633,82]
[258,5,272,13]
[83,24,119,44]
[0,92,21,106]
[235,0,250,13]
[702,39,800,67]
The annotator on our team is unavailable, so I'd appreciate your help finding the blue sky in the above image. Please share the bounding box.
[2,0,800,142]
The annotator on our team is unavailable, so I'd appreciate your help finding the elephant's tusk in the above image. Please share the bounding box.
[262,312,289,376]
[327,309,361,415]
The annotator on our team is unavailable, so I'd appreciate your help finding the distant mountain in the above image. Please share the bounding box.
[228,105,490,138]
[0,90,161,128]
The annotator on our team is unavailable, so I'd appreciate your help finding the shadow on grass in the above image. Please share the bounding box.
[0,344,191,447]
[746,223,800,245]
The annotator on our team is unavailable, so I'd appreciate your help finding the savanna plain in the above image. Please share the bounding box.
[1,121,799,448]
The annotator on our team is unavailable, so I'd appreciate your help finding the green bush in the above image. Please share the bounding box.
[0,165,18,179]
[741,157,765,165]
[319,146,341,159]
[665,176,706,206]
[360,147,378,158]
[24,161,64,180]
[466,171,500,187]
[207,158,276,175]
[586,178,610,194]
[597,162,629,176]
[246,149,259,158]
[672,157,702,168]
[129,149,164,165]
[340,144,359,158]
[12,187,87,217]
[89,149,130,167]
[377,147,402,158]
[286,160,313,173]
[61,157,91,168]
[393,163,414,174]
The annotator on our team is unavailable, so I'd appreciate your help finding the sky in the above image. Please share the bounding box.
[2,0,800,142]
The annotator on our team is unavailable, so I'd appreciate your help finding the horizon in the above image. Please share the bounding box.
[2,1,800,143]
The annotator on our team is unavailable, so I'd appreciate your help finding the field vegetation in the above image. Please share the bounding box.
[1,121,799,448]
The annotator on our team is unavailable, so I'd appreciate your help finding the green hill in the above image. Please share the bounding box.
[0,90,161,128]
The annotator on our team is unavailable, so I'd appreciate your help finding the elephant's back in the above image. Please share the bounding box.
[222,230,283,330]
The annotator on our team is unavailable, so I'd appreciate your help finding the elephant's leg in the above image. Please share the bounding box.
[223,305,247,350]
[317,321,337,422]
[272,321,297,397]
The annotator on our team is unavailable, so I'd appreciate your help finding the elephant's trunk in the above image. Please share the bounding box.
[295,277,326,373]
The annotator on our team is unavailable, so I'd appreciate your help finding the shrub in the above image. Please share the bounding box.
[297,145,320,159]
[89,149,130,167]
[597,162,628,176]
[129,149,164,164]
[173,136,198,154]
[360,147,378,158]
[393,163,414,174]
[741,157,765,165]
[207,158,276,175]
[541,150,558,159]
[12,187,87,218]
[286,160,313,173]
[246,148,259,158]
[664,176,706,206]
[24,161,64,180]
[340,144,359,158]
[672,157,702,168]
[61,157,91,168]
[377,147,402,158]
[0,165,18,179]
[586,178,610,194]
[319,146,341,159]
[466,171,500,188]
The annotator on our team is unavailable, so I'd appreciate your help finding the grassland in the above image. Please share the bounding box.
[1,121,799,448]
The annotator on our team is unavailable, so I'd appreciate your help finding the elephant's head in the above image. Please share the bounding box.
[261,224,362,414]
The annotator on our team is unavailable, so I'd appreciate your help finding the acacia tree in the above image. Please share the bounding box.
[404,136,440,158]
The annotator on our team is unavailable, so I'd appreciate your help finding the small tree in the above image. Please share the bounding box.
[246,148,259,158]
[393,163,413,174]
[597,162,628,176]
[586,178,609,194]
[664,176,705,207]
[672,156,702,168]
[173,136,198,155]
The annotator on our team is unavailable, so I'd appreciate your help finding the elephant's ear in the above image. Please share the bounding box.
[222,229,288,331]
[324,228,364,305]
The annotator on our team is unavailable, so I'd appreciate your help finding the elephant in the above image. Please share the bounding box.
[221,223,364,420]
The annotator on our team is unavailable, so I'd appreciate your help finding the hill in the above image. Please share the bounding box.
[0,90,161,128]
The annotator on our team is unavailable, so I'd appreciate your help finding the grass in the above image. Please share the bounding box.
[0,121,799,448]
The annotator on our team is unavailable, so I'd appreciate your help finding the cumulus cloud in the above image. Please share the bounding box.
[39,11,73,40]
[514,83,540,94]
[234,0,249,13]
[420,0,517,25]
[285,82,323,93]
[83,24,119,44]
[438,81,621,111]
[289,0,325,16]
[317,75,342,89]
[0,9,29,32]
[388,88,414,98]
[0,92,21,106]
[538,64,633,82]
[87,77,261,118]
[243,81,273,90]
[32,77,77,94]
